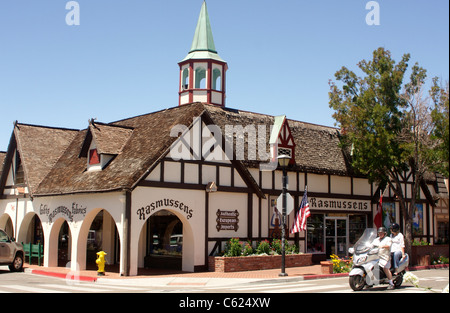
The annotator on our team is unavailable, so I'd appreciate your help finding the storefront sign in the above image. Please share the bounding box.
[309,197,370,211]
[137,198,194,220]
[216,210,239,231]
[40,202,87,223]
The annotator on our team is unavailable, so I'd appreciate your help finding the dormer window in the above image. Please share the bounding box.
[89,149,100,165]
[80,120,133,172]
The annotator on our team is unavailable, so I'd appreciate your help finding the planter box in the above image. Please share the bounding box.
[411,245,449,266]
[320,261,333,274]
[209,254,313,273]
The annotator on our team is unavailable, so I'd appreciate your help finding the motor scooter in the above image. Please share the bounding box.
[348,228,409,291]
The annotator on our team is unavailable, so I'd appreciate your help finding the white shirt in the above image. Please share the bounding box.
[372,236,392,262]
[390,232,405,252]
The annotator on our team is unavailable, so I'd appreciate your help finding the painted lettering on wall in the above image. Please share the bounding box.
[40,202,87,223]
[137,198,193,220]
[309,197,370,211]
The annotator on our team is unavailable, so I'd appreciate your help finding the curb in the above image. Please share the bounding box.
[407,264,449,271]
[26,268,97,282]
[303,273,349,280]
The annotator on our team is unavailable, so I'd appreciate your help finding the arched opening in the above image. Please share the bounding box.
[0,214,14,238]
[17,212,43,246]
[57,220,71,267]
[85,210,120,270]
[143,210,183,270]
[182,68,189,90]
[46,218,72,268]
[212,68,221,91]
[195,67,206,89]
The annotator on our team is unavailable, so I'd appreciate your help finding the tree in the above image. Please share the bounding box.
[328,47,446,256]
[430,78,449,178]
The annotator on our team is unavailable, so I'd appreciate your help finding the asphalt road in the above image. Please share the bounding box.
[0,266,448,294]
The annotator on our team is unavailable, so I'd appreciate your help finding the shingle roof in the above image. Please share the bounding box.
[33,102,354,196]
[89,122,133,155]
[0,152,6,178]
[35,103,206,196]
[203,105,351,175]
[13,124,78,194]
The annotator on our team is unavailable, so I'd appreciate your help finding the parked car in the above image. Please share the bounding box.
[0,229,24,272]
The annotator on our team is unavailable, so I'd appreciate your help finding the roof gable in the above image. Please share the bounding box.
[80,121,133,157]
[203,104,349,175]
[0,123,78,196]
[35,103,207,196]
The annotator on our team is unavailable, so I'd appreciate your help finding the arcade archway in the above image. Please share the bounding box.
[138,209,194,272]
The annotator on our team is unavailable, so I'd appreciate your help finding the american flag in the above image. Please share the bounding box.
[290,188,310,233]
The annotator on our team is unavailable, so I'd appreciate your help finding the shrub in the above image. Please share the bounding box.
[271,239,282,255]
[242,241,254,256]
[224,238,242,257]
[256,240,271,255]
[222,238,301,257]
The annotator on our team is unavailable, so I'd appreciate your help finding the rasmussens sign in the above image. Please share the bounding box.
[309,197,370,211]
[136,198,193,220]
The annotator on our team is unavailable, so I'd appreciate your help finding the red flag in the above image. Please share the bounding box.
[374,190,383,228]
[290,188,310,233]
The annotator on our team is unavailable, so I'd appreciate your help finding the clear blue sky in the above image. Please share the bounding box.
[0,0,448,151]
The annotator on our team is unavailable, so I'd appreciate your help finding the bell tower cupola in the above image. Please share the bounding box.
[178,1,228,107]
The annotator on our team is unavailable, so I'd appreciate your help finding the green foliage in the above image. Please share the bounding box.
[330,254,353,273]
[412,239,430,246]
[430,78,449,178]
[271,239,282,255]
[328,47,448,257]
[256,239,271,255]
[224,237,243,257]
[242,241,254,256]
[223,238,300,257]
[328,47,410,184]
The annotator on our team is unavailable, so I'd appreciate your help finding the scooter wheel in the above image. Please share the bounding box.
[393,273,404,288]
[349,275,366,291]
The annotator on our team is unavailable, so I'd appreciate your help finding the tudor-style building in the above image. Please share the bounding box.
[1,2,448,276]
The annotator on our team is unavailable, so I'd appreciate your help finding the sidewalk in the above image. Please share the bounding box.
[24,263,449,286]
[25,263,329,284]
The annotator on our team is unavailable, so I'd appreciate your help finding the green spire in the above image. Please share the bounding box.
[189,1,217,53]
[180,1,225,62]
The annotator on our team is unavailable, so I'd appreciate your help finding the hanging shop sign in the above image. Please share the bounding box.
[309,197,371,212]
[216,210,239,231]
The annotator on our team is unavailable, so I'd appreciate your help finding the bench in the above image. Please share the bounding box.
[22,242,44,266]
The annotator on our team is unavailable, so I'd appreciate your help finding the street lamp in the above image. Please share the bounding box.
[277,154,291,277]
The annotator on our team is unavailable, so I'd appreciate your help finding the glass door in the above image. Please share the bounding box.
[325,217,348,257]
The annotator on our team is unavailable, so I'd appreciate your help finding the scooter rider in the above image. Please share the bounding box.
[371,227,395,289]
[390,223,405,275]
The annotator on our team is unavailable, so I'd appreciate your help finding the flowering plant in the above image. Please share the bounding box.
[443,284,449,293]
[256,240,271,255]
[330,254,353,273]
[224,237,243,257]
[222,238,300,257]
[403,272,420,287]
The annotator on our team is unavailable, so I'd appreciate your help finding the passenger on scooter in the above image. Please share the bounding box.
[390,223,405,275]
[371,227,395,289]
